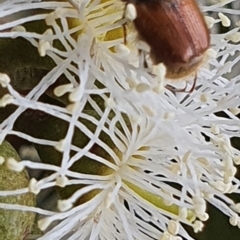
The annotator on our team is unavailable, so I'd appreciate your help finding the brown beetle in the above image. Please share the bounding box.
[122,0,210,80]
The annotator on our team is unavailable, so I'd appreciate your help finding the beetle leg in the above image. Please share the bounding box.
[165,75,197,93]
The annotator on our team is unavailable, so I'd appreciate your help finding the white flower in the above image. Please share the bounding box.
[0,0,240,239]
